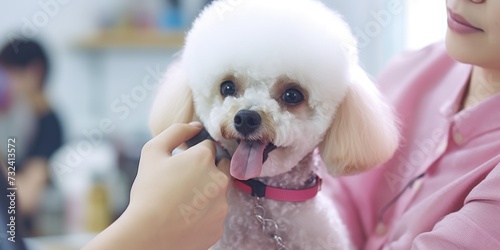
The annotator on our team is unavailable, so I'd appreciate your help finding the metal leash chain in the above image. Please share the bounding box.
[253,197,289,250]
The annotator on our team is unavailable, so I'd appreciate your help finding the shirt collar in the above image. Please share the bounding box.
[452,92,500,145]
[439,63,472,118]
[439,63,500,145]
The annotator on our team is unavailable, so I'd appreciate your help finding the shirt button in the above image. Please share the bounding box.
[453,132,464,145]
[435,139,447,155]
[412,178,423,193]
[375,222,387,236]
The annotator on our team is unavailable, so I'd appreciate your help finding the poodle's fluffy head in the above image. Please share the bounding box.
[150,0,399,180]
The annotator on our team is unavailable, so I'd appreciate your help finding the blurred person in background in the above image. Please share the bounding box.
[0,38,63,236]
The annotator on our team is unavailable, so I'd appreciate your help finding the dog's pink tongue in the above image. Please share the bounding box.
[230,141,266,180]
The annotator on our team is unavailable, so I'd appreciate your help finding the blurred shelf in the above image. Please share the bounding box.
[76,29,185,50]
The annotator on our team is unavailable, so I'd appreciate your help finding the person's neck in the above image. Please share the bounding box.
[28,92,50,116]
[462,66,500,110]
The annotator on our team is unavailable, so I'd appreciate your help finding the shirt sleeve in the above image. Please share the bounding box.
[412,162,500,249]
[27,111,63,161]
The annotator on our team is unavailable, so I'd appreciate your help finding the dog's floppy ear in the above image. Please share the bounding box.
[319,65,399,175]
[149,60,195,136]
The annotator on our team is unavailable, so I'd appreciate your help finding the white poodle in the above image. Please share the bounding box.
[150,0,399,249]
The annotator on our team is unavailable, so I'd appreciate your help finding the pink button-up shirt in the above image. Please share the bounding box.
[323,42,500,249]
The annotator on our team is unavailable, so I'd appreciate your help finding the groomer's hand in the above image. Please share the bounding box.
[84,122,230,250]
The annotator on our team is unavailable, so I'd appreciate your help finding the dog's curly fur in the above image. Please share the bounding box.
[150,0,399,249]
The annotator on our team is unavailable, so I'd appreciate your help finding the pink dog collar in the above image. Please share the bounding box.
[233,176,322,202]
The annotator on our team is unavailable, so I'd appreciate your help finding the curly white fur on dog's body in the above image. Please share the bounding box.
[211,153,351,250]
[149,0,399,249]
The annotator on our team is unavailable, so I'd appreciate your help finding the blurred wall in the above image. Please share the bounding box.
[325,0,406,75]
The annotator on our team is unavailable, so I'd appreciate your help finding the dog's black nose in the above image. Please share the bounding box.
[234,110,261,136]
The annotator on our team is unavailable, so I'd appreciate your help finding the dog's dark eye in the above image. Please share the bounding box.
[220,80,237,97]
[282,88,304,105]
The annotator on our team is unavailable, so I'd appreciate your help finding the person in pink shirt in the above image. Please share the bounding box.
[82,0,499,249]
[323,0,500,248]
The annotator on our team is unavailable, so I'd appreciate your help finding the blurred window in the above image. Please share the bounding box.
[405,0,447,50]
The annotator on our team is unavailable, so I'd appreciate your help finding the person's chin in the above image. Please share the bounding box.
[445,30,484,65]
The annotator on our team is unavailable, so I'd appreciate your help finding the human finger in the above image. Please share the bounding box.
[216,158,231,178]
[144,122,203,156]
[189,139,217,158]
